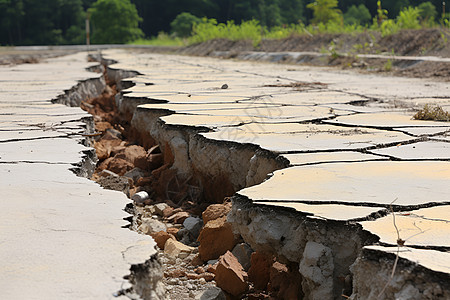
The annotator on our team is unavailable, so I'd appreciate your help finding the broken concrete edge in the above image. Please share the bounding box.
[229,194,450,298]
[228,193,379,298]
[352,246,450,299]
[128,104,290,200]
[99,52,450,298]
[52,55,164,299]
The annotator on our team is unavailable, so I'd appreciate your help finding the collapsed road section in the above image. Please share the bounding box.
[100,49,450,299]
[0,53,163,299]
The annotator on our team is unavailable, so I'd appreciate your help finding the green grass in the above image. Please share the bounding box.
[129,15,449,48]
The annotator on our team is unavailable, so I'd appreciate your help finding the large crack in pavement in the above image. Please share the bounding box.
[0,52,163,299]
[93,49,449,300]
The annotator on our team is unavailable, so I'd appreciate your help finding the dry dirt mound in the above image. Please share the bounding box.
[180,29,449,57]
[179,29,450,80]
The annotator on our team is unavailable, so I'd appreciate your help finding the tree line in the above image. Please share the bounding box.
[0,0,448,46]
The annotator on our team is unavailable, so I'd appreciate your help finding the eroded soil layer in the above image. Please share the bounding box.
[97,49,449,299]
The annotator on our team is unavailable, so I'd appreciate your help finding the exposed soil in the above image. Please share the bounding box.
[178,28,450,80]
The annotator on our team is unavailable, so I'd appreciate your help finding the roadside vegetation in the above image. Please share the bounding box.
[0,0,449,46]
[133,1,450,47]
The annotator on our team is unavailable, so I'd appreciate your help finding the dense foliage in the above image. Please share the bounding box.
[0,0,448,45]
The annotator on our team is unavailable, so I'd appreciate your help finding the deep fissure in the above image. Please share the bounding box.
[60,51,449,299]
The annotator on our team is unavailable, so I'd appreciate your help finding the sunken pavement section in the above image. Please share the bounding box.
[0,53,161,299]
[0,48,449,299]
[103,49,449,299]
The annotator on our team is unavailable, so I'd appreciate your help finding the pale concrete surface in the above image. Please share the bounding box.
[103,49,449,290]
[0,53,156,299]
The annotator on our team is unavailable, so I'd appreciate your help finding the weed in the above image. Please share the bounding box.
[328,41,340,59]
[378,200,426,299]
[413,104,450,121]
[384,59,392,71]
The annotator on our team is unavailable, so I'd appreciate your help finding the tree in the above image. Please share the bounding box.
[344,4,371,25]
[170,12,202,37]
[397,6,421,29]
[89,0,144,44]
[307,0,342,25]
[417,1,437,22]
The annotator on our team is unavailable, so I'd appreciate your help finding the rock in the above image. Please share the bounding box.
[164,238,195,259]
[95,121,113,132]
[115,145,148,169]
[104,128,122,139]
[202,203,232,224]
[154,203,169,216]
[124,167,146,184]
[151,231,175,250]
[162,206,175,218]
[190,254,203,267]
[135,176,152,187]
[248,252,273,290]
[232,243,253,271]
[198,216,238,262]
[268,261,302,300]
[167,211,189,224]
[206,263,217,274]
[167,227,179,237]
[147,153,164,170]
[96,157,114,172]
[187,273,200,280]
[194,286,226,300]
[200,272,215,281]
[139,218,166,234]
[183,217,203,239]
[215,251,248,297]
[104,157,134,176]
[177,228,195,245]
[195,266,205,274]
[299,241,334,300]
[94,137,123,160]
[164,268,186,278]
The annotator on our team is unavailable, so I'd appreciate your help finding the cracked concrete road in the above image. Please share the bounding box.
[103,49,450,287]
[0,53,156,299]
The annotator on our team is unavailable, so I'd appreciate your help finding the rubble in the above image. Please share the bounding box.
[198,216,239,262]
[215,251,248,297]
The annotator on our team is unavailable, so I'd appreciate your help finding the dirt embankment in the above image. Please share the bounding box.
[179,28,450,80]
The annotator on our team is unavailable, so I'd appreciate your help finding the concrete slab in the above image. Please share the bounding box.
[283,151,384,165]
[369,141,450,160]
[325,112,450,128]
[363,245,450,275]
[360,206,450,247]
[203,123,414,153]
[143,102,350,122]
[238,161,450,206]
[0,52,157,299]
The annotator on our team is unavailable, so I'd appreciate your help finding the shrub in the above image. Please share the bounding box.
[413,104,450,122]
[397,7,421,30]
[344,4,372,26]
[170,12,201,38]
